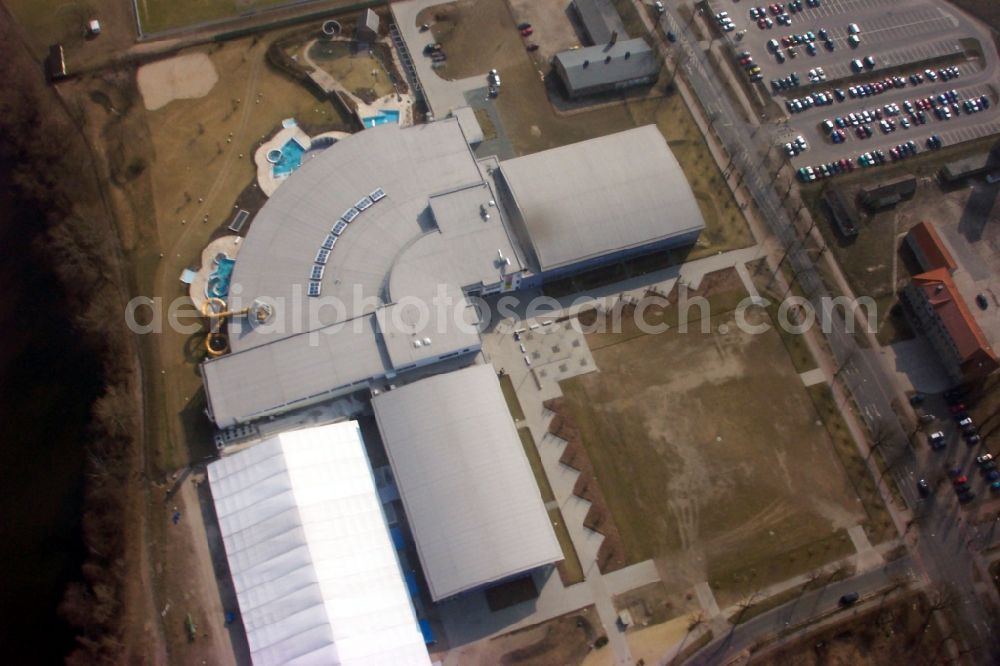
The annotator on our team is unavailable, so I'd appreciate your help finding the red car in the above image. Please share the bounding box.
[520,26,533,36]
[950,403,966,414]
[770,3,783,15]
[954,475,969,486]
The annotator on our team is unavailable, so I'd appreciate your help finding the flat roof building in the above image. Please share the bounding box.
[202,120,702,428]
[498,125,704,275]
[553,39,660,99]
[372,364,562,600]
[207,422,430,666]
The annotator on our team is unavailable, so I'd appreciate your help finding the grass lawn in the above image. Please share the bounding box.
[562,270,865,606]
[806,384,898,545]
[304,40,395,101]
[135,0,366,34]
[518,428,585,586]
[501,374,526,421]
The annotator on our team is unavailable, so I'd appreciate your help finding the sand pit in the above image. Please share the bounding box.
[138,53,219,111]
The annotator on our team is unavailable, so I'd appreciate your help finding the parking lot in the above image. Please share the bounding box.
[705,0,1000,177]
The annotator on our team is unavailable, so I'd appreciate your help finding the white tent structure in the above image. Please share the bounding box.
[208,422,430,666]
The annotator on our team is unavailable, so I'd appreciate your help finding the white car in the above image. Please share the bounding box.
[654,0,665,14]
[848,23,860,34]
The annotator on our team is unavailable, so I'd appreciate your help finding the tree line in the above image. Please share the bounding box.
[0,11,140,665]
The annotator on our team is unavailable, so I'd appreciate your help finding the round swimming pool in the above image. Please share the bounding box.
[266,148,283,164]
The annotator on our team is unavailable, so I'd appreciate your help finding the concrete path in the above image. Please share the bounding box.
[848,524,885,571]
[693,582,722,619]
[603,559,663,596]
[798,367,827,387]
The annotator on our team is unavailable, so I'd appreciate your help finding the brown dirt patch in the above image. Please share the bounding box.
[560,270,864,605]
[138,53,220,111]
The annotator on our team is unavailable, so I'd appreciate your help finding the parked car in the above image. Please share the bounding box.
[520,26,533,36]
[977,294,989,310]
[909,393,925,406]
[958,490,976,504]
[976,453,994,465]
[917,479,931,497]
[839,592,859,606]
[986,470,1000,482]
[958,416,973,428]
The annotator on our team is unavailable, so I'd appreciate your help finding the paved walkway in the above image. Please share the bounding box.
[391,0,491,117]
[693,582,721,619]
[798,367,827,387]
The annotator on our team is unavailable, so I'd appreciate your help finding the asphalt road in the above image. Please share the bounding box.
[686,556,916,665]
[659,4,1000,660]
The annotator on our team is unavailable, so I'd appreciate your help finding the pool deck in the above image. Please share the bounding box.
[188,235,244,313]
[299,38,416,131]
[254,126,349,197]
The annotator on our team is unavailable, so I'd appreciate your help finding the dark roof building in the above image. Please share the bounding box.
[901,222,997,382]
[822,189,859,237]
[571,0,625,45]
[940,150,1000,183]
[356,8,380,42]
[859,176,916,212]
[554,39,660,99]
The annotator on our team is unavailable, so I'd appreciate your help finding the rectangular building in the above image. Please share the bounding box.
[571,0,625,45]
[497,124,704,283]
[208,422,430,666]
[902,269,998,382]
[372,364,562,601]
[553,39,660,99]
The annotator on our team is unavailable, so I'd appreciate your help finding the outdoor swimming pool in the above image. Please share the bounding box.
[271,138,307,178]
[362,109,401,128]
[207,256,235,299]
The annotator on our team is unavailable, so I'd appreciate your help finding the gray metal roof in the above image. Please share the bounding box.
[449,106,483,145]
[498,124,705,271]
[226,120,484,353]
[555,38,659,93]
[572,0,624,45]
[372,364,562,601]
[203,314,390,428]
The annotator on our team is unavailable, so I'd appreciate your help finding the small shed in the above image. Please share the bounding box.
[87,19,101,36]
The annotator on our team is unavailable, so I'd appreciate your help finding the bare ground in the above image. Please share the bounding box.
[562,270,864,606]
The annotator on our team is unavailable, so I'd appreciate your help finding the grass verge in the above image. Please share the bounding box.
[501,373,526,421]
[806,384,897,544]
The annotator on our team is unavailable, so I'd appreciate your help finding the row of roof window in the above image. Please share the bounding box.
[308,187,387,297]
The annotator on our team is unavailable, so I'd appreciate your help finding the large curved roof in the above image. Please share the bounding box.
[227,119,496,352]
